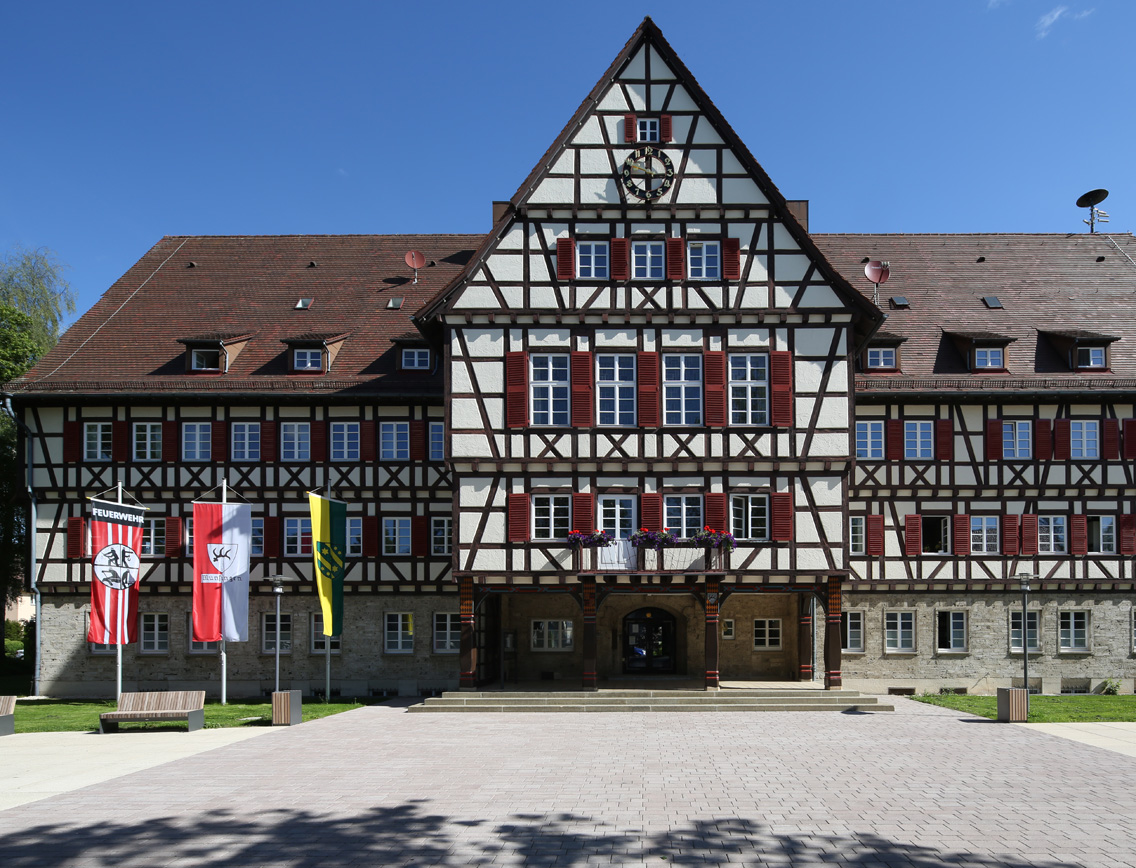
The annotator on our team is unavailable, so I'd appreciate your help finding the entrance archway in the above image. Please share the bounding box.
[622,607,677,674]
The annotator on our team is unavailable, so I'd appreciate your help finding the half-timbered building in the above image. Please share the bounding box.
[8,19,1136,697]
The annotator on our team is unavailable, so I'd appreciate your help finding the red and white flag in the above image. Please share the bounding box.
[87,499,146,645]
[192,502,252,642]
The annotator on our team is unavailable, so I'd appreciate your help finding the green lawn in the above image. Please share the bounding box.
[12,698,383,733]
[914,693,1136,723]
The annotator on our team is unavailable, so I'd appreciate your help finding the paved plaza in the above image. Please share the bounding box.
[2,698,1135,867]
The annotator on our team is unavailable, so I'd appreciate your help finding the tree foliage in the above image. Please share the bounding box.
[0,246,74,365]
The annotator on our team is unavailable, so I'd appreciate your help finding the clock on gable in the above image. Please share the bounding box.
[621,146,675,200]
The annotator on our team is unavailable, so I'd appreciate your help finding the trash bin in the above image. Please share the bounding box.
[996,687,1028,722]
[272,690,303,726]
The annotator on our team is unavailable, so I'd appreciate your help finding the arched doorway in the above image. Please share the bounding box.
[622,607,677,674]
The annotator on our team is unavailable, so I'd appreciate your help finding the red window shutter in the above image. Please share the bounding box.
[360,421,376,462]
[1120,515,1136,555]
[952,514,970,556]
[507,493,530,543]
[659,114,672,142]
[935,420,954,461]
[641,493,663,532]
[1054,419,1071,460]
[986,419,1002,461]
[112,421,129,462]
[611,238,630,281]
[886,420,904,461]
[770,493,793,541]
[1002,515,1020,556]
[1034,420,1052,460]
[363,516,380,557]
[770,351,793,428]
[260,422,277,462]
[703,352,727,427]
[1070,515,1088,555]
[705,493,727,532]
[412,515,429,557]
[866,515,884,556]
[572,493,594,533]
[723,237,741,281]
[262,516,280,557]
[556,238,575,281]
[904,515,922,557]
[666,238,684,280]
[67,517,87,559]
[162,421,179,462]
[409,420,427,461]
[309,422,327,462]
[505,352,529,429]
[1021,514,1039,556]
[570,352,594,427]
[637,351,660,427]
[165,517,183,558]
[63,421,81,463]
[1125,421,1136,460]
[211,422,228,463]
[1103,419,1120,459]
[623,114,637,143]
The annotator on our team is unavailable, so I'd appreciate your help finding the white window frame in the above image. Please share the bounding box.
[293,348,323,371]
[251,518,264,557]
[262,612,292,654]
[936,610,968,653]
[347,516,362,557]
[433,613,461,654]
[577,240,609,280]
[687,240,721,280]
[637,117,659,143]
[429,421,445,461]
[380,422,409,460]
[598,495,636,540]
[729,354,769,425]
[842,611,865,653]
[383,517,411,555]
[1070,421,1100,458]
[280,421,310,461]
[921,516,951,555]
[970,516,999,554]
[402,348,430,369]
[631,240,665,279]
[310,612,341,653]
[974,347,1004,369]
[731,494,769,541]
[190,347,221,371]
[231,421,260,462]
[849,516,866,555]
[596,354,636,426]
[866,347,896,369]
[132,422,162,461]
[1038,516,1067,554]
[1076,346,1106,369]
[753,618,782,650]
[84,422,112,462]
[1058,610,1090,653]
[184,517,194,557]
[531,354,570,426]
[663,354,702,426]
[1089,516,1116,554]
[665,495,703,539]
[1010,610,1040,654]
[330,421,360,462]
[1003,420,1032,459]
[533,495,571,541]
[431,516,452,556]
[884,610,915,652]
[531,619,574,651]
[856,420,884,459]
[141,519,165,557]
[904,420,933,459]
[721,619,735,640]
[140,612,169,654]
[385,612,414,654]
[182,422,211,462]
[284,517,312,557]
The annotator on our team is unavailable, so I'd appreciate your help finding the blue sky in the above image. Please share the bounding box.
[2,0,1132,328]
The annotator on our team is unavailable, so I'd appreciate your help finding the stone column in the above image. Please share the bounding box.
[823,576,842,690]
[582,579,597,690]
[704,578,720,690]
[459,577,477,690]
[797,593,814,681]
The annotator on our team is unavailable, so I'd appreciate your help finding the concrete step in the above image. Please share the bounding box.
[418,694,885,707]
[409,702,894,713]
[407,689,893,713]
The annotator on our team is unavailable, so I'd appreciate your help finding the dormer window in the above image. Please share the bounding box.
[1076,346,1107,369]
[974,347,1004,369]
[191,348,221,371]
[281,332,348,375]
[293,349,323,371]
[402,348,430,370]
[866,347,897,370]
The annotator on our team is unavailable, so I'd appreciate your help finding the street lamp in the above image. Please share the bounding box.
[1013,573,1036,716]
[269,575,285,694]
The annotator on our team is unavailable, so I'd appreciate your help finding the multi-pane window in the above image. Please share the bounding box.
[936,611,967,652]
[429,422,445,461]
[841,611,864,652]
[753,619,782,649]
[729,354,768,425]
[856,421,884,459]
[133,422,162,461]
[866,348,896,369]
[597,354,636,426]
[141,519,165,557]
[1059,610,1089,652]
[598,496,636,540]
[402,348,430,369]
[380,422,409,460]
[231,422,260,461]
[1076,346,1106,368]
[885,611,915,651]
[84,422,112,461]
[140,613,169,654]
[849,516,866,555]
[974,347,1003,368]
[531,355,569,426]
[311,613,341,653]
[1003,421,1031,459]
[1038,516,1067,553]
[531,620,573,650]
[730,494,769,541]
[904,421,933,459]
[184,517,194,557]
[688,241,720,279]
[433,613,461,653]
[1010,611,1040,653]
[631,240,665,279]
[577,241,609,279]
[191,348,221,370]
[251,518,264,556]
[293,349,322,371]
[637,118,659,142]
[970,517,999,554]
[188,614,219,654]
[347,517,362,557]
[1070,421,1099,458]
[721,620,735,639]
[1088,516,1116,553]
[921,517,950,554]
[330,422,360,461]
[431,517,452,555]
[182,422,211,461]
[284,517,312,556]
[280,422,310,461]
[385,613,414,653]
[383,518,411,555]
[665,495,702,539]
[663,354,702,425]
[533,495,571,541]
[262,612,292,653]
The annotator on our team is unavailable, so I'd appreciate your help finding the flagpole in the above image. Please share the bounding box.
[115,481,123,701]
[220,477,228,706]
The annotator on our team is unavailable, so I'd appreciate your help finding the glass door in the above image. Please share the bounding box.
[598,495,636,570]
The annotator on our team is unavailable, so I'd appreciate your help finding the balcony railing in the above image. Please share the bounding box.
[572,543,728,574]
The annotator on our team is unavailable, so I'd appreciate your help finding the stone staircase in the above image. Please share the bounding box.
[407,688,893,713]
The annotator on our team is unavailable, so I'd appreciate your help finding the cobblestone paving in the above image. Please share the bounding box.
[1,697,1133,867]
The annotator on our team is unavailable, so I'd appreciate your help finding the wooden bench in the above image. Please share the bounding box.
[0,695,14,736]
[99,691,206,733]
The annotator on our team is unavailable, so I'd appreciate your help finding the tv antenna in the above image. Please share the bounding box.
[1076,189,1109,233]
[864,260,890,307]
[404,250,426,284]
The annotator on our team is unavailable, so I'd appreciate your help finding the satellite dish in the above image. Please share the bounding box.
[1076,189,1109,209]
[864,260,890,285]
[404,250,426,269]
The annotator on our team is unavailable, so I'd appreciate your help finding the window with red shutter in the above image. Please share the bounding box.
[1070,515,1088,555]
[409,420,427,461]
[1002,515,1020,555]
[261,516,280,557]
[770,493,793,541]
[360,421,376,462]
[659,114,672,142]
[507,493,530,542]
[904,515,921,556]
[211,422,228,463]
[63,421,81,464]
[623,114,637,143]
[866,515,884,556]
[705,493,727,532]
[611,238,630,281]
[572,493,594,533]
[67,517,87,559]
[112,421,129,463]
[363,516,379,557]
[952,515,970,556]
[1054,419,1071,459]
[640,493,663,531]
[309,421,327,463]
[886,420,904,461]
[1034,420,1052,460]
[1120,515,1136,555]
[505,352,529,429]
[412,516,429,557]
[985,419,1002,461]
[1103,419,1120,459]
[260,422,277,463]
[703,352,726,427]
[1020,515,1039,556]
[666,238,684,280]
[556,238,574,281]
[935,420,954,461]
[165,518,183,558]
[637,352,660,427]
[162,421,179,462]
[769,351,793,428]
[723,238,741,281]
[1125,421,1136,460]
[570,353,594,427]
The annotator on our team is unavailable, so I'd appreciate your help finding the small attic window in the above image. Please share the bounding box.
[191,348,221,371]
[1076,346,1107,369]
[387,297,404,310]
[889,296,909,310]
[296,298,313,310]
[982,296,1003,309]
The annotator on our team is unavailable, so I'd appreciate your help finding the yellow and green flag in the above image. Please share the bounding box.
[308,492,346,637]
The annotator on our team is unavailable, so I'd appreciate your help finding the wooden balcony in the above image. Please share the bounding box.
[572,543,728,575]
